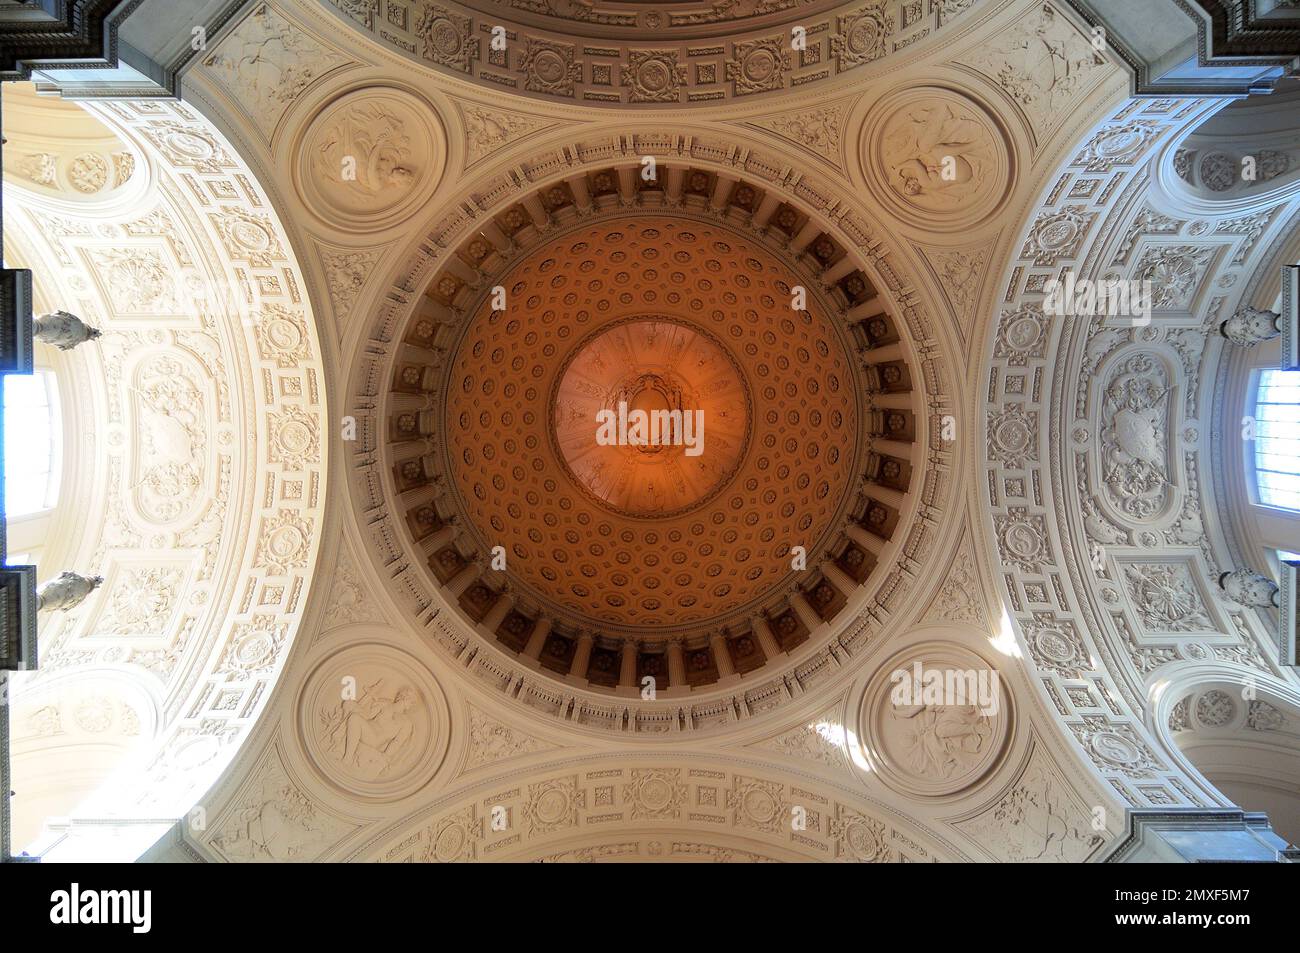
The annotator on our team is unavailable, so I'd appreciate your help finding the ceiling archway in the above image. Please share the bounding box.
[1,84,331,849]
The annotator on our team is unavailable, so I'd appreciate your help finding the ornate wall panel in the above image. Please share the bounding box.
[978,89,1300,812]
[2,89,331,838]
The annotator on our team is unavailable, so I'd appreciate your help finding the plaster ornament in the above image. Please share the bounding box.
[520,36,582,96]
[201,2,352,141]
[955,747,1106,862]
[414,4,478,72]
[1020,205,1094,265]
[523,775,585,834]
[460,103,552,166]
[1123,563,1215,634]
[726,775,788,833]
[36,571,104,612]
[1194,690,1235,728]
[133,354,206,525]
[102,567,184,635]
[726,36,791,95]
[624,768,688,820]
[754,709,850,770]
[1246,701,1285,732]
[32,310,102,350]
[1135,244,1212,310]
[830,805,893,861]
[298,88,443,230]
[748,100,849,165]
[864,86,1008,229]
[621,49,687,104]
[881,100,994,210]
[959,3,1105,140]
[14,151,58,186]
[209,758,353,862]
[1217,569,1280,609]
[1198,152,1236,191]
[315,102,415,196]
[1098,353,1172,520]
[299,645,449,800]
[462,707,554,771]
[832,2,893,72]
[859,644,1010,798]
[1219,306,1281,347]
[1072,120,1160,172]
[68,152,109,192]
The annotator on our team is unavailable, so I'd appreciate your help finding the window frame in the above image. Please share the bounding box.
[1247,368,1300,514]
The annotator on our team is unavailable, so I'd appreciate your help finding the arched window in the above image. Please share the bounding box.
[3,369,62,519]
[1253,369,1300,511]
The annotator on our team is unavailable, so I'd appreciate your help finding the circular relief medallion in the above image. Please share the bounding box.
[552,318,751,518]
[864,86,1011,229]
[295,86,445,231]
[298,643,449,801]
[859,641,1012,798]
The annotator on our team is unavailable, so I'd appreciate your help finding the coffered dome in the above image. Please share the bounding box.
[383,165,926,692]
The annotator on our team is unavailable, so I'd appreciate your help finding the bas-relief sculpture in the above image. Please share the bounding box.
[956,745,1106,862]
[881,99,995,211]
[297,87,444,231]
[202,2,353,141]
[299,645,449,801]
[859,643,1010,799]
[209,750,356,862]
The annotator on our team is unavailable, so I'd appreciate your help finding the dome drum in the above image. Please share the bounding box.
[379,163,930,696]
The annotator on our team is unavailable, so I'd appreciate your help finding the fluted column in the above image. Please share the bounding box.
[569,631,594,680]
[752,192,781,229]
[847,296,887,321]
[791,590,823,631]
[709,174,736,211]
[522,616,552,660]
[616,166,637,204]
[821,559,856,595]
[871,437,915,459]
[865,483,906,510]
[620,639,638,688]
[821,257,857,284]
[665,166,684,204]
[845,521,877,551]
[447,564,478,597]
[481,588,513,632]
[750,614,782,660]
[425,520,457,551]
[667,638,686,688]
[710,633,736,678]
[566,173,592,211]
[790,219,821,254]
